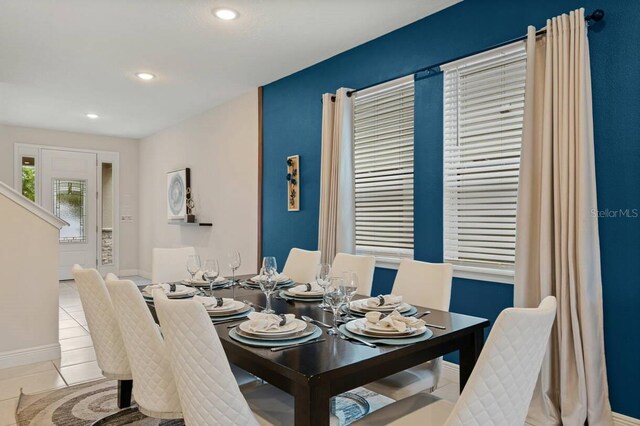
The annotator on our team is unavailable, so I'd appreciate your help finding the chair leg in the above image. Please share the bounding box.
[117,380,133,409]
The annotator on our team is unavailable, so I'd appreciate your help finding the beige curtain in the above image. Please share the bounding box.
[515,8,612,426]
[318,88,355,264]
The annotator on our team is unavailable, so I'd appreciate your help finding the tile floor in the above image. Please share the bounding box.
[0,276,460,425]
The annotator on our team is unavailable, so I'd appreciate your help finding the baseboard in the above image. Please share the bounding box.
[118,269,138,277]
[440,361,637,425]
[0,343,61,369]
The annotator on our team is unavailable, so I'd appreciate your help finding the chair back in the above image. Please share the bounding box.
[392,260,453,310]
[154,292,259,426]
[445,297,557,426]
[152,246,196,283]
[282,248,321,283]
[331,253,376,296]
[105,277,182,419]
[71,265,130,380]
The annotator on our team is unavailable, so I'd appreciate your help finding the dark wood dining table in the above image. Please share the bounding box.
[144,275,490,426]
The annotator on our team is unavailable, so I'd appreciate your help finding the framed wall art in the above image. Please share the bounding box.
[167,168,190,220]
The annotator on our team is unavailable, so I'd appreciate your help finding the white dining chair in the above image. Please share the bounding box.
[152,246,196,283]
[282,248,321,283]
[364,259,453,400]
[354,296,558,426]
[331,253,376,296]
[105,276,183,419]
[153,293,338,425]
[71,265,132,408]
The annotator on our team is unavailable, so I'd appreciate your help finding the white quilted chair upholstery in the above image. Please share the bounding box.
[281,248,321,283]
[354,296,557,426]
[105,276,183,419]
[331,253,376,296]
[153,293,339,425]
[364,260,453,400]
[71,265,131,381]
[152,246,196,283]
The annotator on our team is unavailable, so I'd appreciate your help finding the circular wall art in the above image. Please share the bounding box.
[166,168,190,220]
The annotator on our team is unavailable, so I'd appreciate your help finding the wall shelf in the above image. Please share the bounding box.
[168,221,212,227]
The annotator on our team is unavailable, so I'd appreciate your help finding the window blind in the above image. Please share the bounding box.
[353,76,415,264]
[442,43,526,280]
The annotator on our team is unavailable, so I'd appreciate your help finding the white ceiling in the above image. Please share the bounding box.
[0,0,459,139]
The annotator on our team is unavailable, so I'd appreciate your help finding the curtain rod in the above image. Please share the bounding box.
[326,8,604,102]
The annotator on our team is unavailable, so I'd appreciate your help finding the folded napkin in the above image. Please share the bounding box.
[366,294,403,307]
[143,283,190,295]
[251,273,290,283]
[364,310,425,332]
[246,312,295,332]
[193,295,233,310]
[191,271,226,283]
[291,281,323,293]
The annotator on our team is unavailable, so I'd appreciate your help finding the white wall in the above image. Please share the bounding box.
[138,90,259,278]
[0,123,139,273]
[0,192,60,367]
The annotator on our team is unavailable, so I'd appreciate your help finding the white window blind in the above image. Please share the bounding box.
[353,76,415,266]
[442,42,526,283]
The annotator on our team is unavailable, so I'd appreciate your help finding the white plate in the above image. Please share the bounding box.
[350,300,411,313]
[239,318,306,337]
[202,300,245,314]
[346,319,426,339]
[143,285,196,298]
[287,287,324,297]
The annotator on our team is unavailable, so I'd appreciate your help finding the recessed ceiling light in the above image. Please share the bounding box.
[213,8,239,20]
[85,113,99,119]
[136,72,156,81]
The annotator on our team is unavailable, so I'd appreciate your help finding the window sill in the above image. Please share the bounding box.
[452,265,514,285]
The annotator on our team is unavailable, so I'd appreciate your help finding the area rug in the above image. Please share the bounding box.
[16,379,393,425]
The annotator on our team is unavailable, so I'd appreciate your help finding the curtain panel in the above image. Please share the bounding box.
[515,8,612,425]
[318,88,355,264]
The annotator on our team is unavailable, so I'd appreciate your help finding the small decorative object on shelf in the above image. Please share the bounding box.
[186,187,196,223]
[286,155,300,211]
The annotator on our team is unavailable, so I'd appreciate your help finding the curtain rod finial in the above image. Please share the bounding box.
[587,9,604,22]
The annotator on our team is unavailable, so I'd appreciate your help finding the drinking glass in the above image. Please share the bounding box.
[186,255,201,282]
[227,250,241,299]
[262,256,278,277]
[259,265,278,314]
[340,272,359,321]
[325,277,345,335]
[316,263,331,309]
[203,259,219,293]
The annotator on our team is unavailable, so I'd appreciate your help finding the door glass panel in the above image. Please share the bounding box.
[21,156,36,202]
[53,179,87,243]
[101,163,113,265]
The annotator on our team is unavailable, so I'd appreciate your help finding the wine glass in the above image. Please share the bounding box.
[259,265,278,314]
[316,263,331,309]
[340,272,359,321]
[326,277,345,335]
[203,259,219,293]
[262,256,278,277]
[186,255,201,282]
[227,250,241,299]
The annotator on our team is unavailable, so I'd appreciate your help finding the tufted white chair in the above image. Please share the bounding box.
[152,246,196,283]
[105,276,183,419]
[71,265,132,408]
[153,292,339,426]
[282,248,321,283]
[364,260,453,400]
[331,253,376,296]
[353,296,558,426]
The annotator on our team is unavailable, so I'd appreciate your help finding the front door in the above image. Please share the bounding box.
[41,149,97,280]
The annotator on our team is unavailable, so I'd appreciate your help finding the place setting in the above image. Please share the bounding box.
[182,256,233,291]
[192,295,254,323]
[340,310,433,346]
[242,272,295,290]
[141,282,199,300]
[228,312,323,351]
[345,293,418,318]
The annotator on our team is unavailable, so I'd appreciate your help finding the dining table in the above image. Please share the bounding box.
[143,274,490,426]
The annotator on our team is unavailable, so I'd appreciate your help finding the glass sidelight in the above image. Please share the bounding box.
[53,179,87,243]
[101,163,114,266]
[21,156,36,202]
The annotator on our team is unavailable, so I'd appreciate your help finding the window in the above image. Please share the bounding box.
[53,179,87,243]
[21,156,36,202]
[442,42,526,284]
[353,76,414,268]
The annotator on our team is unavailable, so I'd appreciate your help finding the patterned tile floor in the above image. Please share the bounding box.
[0,276,460,425]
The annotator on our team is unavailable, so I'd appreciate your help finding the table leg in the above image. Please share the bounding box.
[458,328,484,393]
[295,381,331,426]
[117,379,133,409]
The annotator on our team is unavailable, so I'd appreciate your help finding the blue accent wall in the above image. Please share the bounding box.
[262,0,640,418]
